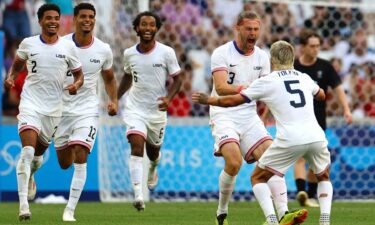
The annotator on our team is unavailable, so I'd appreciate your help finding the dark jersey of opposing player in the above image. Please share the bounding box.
[294,58,342,130]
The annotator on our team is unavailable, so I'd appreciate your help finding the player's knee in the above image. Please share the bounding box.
[226,159,242,175]
[316,169,330,182]
[59,161,72,170]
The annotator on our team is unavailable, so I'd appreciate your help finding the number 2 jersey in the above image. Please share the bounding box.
[16,35,82,117]
[210,41,270,121]
[240,69,327,148]
[62,33,113,116]
[123,42,181,122]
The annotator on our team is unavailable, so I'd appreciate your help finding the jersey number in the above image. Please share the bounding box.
[227,72,235,84]
[284,80,306,108]
[133,71,138,83]
[31,60,37,73]
[88,126,97,140]
[66,70,72,77]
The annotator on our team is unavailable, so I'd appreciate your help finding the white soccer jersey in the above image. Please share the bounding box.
[62,34,113,116]
[210,41,270,120]
[123,42,181,121]
[241,69,327,148]
[17,35,82,117]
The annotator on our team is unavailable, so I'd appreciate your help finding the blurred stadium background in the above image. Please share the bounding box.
[1,0,375,206]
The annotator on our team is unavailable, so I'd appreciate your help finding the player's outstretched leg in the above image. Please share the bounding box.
[279,209,308,225]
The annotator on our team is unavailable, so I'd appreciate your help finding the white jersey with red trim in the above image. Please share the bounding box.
[210,41,270,120]
[62,33,113,116]
[240,69,327,148]
[17,35,82,117]
[123,41,181,121]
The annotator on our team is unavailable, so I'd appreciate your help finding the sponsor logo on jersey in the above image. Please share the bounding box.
[21,122,27,126]
[317,70,323,79]
[153,64,163,67]
[90,59,100,63]
[253,66,262,70]
[56,54,66,59]
[229,64,238,67]
[30,53,38,56]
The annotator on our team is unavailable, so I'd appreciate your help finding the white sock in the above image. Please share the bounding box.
[129,155,143,200]
[217,170,236,216]
[267,175,288,219]
[30,155,43,176]
[318,181,333,224]
[17,146,35,209]
[253,183,277,220]
[66,163,87,211]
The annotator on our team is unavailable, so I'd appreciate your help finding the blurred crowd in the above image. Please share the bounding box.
[2,0,375,119]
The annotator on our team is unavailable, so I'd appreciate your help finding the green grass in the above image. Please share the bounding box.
[0,201,374,225]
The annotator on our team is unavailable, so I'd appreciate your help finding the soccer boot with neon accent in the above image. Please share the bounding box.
[279,209,308,225]
[147,165,159,191]
[27,174,37,201]
[19,205,31,221]
[296,191,308,206]
[216,213,228,225]
[62,207,76,222]
[305,198,319,208]
[133,198,145,211]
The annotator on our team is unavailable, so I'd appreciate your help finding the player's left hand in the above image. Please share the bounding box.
[192,93,209,105]
[107,101,118,116]
[64,83,78,95]
[157,97,170,111]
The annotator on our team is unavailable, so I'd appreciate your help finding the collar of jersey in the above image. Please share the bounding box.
[233,40,254,56]
[72,33,94,49]
[39,35,59,45]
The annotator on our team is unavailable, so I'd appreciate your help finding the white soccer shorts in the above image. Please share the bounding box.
[54,115,98,152]
[258,141,330,177]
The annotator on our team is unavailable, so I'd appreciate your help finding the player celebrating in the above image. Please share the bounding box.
[4,3,84,221]
[117,11,181,211]
[25,3,118,222]
[208,11,293,225]
[293,29,352,207]
[193,40,332,225]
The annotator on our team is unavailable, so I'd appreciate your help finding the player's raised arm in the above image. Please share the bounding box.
[102,68,118,116]
[158,73,182,111]
[64,69,84,95]
[4,57,26,90]
[192,92,246,107]
[117,72,133,99]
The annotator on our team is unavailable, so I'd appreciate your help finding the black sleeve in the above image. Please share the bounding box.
[326,61,342,89]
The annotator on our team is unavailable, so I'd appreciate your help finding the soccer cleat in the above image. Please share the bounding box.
[279,209,308,225]
[296,191,308,206]
[27,174,37,201]
[216,213,228,225]
[62,207,76,222]
[133,199,145,211]
[305,198,319,208]
[19,205,31,221]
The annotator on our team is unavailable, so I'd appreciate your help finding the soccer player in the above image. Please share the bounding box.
[208,11,290,225]
[3,3,84,221]
[193,40,333,225]
[293,29,352,207]
[24,3,118,222]
[117,11,182,211]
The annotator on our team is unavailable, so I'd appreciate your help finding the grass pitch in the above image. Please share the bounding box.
[0,201,374,225]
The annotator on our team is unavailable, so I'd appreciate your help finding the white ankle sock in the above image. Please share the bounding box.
[66,163,87,211]
[217,170,236,216]
[17,146,35,208]
[267,175,288,219]
[129,155,143,199]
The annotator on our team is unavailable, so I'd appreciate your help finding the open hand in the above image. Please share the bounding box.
[192,93,209,104]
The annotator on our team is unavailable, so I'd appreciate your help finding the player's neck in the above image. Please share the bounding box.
[138,40,156,53]
[40,33,58,44]
[299,55,317,66]
[73,32,94,48]
[234,39,254,56]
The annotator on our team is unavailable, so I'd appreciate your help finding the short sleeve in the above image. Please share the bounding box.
[260,50,271,77]
[123,49,132,74]
[67,44,82,72]
[304,74,320,96]
[240,78,265,102]
[16,39,29,60]
[166,48,181,76]
[211,47,228,74]
[102,44,113,71]
[326,62,341,89]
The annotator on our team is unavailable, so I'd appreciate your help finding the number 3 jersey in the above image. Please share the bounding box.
[210,41,270,120]
[62,33,113,116]
[16,35,82,117]
[123,42,181,122]
[240,69,327,148]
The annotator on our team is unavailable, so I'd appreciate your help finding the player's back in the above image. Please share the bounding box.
[244,69,326,147]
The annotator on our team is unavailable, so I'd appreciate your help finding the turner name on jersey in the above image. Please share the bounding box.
[17,35,81,117]
[62,34,113,116]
